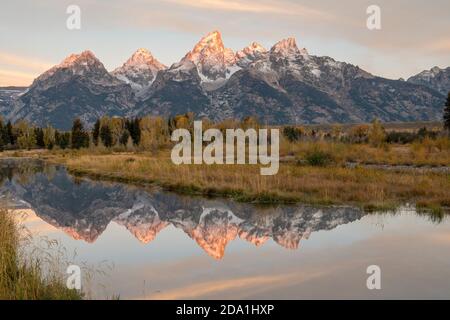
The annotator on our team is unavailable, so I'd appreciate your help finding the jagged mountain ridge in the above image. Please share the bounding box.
[7,51,136,129]
[111,48,167,97]
[139,35,444,124]
[0,87,27,117]
[408,66,450,96]
[4,31,448,129]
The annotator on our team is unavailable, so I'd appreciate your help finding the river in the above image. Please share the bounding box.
[0,158,449,299]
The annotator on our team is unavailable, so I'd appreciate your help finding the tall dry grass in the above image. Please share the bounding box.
[63,154,450,211]
[280,137,450,166]
[0,209,82,300]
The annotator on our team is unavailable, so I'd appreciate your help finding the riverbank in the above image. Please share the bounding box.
[4,148,442,213]
[0,209,82,300]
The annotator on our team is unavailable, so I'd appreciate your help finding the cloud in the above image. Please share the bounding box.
[0,52,53,72]
[166,0,333,19]
[0,52,54,86]
[145,268,332,300]
[427,39,450,54]
[147,274,290,299]
[0,69,36,86]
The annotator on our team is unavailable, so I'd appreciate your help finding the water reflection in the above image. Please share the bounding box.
[0,159,365,259]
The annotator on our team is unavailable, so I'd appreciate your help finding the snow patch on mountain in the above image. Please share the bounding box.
[177,31,239,84]
[112,48,166,97]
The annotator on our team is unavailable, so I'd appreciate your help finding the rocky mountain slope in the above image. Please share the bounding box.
[137,32,446,124]
[111,48,166,97]
[408,66,450,96]
[4,31,448,129]
[0,87,27,118]
[8,51,135,130]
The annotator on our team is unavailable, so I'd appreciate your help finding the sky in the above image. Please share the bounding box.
[1,0,449,86]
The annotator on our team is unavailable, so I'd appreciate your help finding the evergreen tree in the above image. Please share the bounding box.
[119,130,130,146]
[92,119,101,146]
[71,118,89,149]
[55,131,70,149]
[6,121,15,145]
[34,127,45,148]
[0,126,8,147]
[100,124,113,147]
[444,91,450,132]
[54,130,60,146]
[134,118,141,145]
[125,117,141,145]
[0,120,5,150]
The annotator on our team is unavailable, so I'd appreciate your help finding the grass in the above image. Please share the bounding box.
[280,137,450,167]
[43,152,449,212]
[1,136,449,212]
[0,209,83,300]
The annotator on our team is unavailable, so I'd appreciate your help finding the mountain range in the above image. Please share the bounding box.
[1,31,449,130]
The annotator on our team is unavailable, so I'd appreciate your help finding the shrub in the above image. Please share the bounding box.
[305,148,335,166]
[386,131,416,144]
[283,126,303,142]
[368,119,386,147]
[347,125,370,143]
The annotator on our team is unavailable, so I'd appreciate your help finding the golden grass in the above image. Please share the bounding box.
[0,209,82,300]
[280,137,450,166]
[2,137,449,211]
[58,153,450,211]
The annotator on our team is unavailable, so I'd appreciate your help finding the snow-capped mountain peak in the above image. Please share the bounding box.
[11,50,135,130]
[28,50,125,91]
[59,50,98,67]
[270,37,308,57]
[36,50,104,83]
[407,66,450,95]
[125,48,165,68]
[186,30,227,61]
[112,48,166,96]
[238,42,267,57]
[415,66,443,80]
[236,42,267,67]
[179,30,238,82]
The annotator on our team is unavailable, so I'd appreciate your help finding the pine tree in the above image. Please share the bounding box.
[100,124,113,147]
[59,132,70,149]
[119,130,130,146]
[134,118,141,145]
[92,119,101,146]
[0,119,5,150]
[444,91,450,132]
[34,127,45,148]
[125,117,141,145]
[6,121,15,145]
[71,118,89,149]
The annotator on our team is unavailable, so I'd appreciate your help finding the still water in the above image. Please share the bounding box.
[1,158,450,299]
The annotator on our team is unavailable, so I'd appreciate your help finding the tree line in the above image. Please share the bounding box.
[0,113,205,151]
[1,91,449,151]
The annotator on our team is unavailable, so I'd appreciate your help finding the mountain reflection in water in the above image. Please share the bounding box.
[0,159,364,260]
